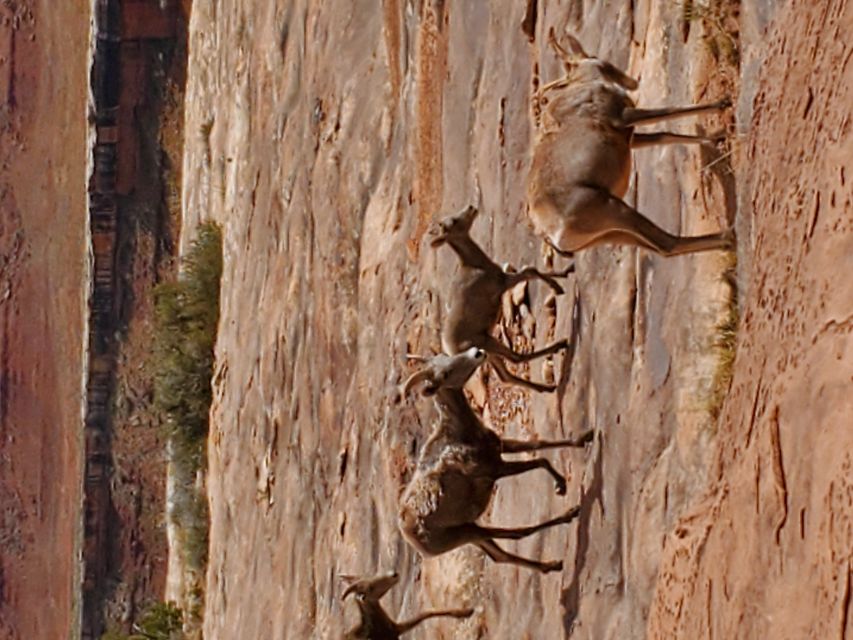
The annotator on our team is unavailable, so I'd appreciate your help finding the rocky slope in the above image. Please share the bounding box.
[0,1,89,638]
[649,1,853,636]
[180,0,852,637]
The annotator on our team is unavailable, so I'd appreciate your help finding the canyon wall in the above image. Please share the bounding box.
[179,1,852,637]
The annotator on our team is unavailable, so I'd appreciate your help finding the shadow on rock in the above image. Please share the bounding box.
[561,428,605,635]
[556,290,583,431]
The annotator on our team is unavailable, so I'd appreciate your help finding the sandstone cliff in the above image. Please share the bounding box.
[177,1,852,637]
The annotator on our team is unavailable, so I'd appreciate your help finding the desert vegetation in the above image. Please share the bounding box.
[152,222,223,637]
[101,601,183,640]
[154,222,222,465]
[707,254,739,419]
[680,0,741,67]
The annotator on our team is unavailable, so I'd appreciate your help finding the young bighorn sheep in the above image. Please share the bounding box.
[430,205,572,393]
[398,348,593,573]
[527,29,735,257]
[341,571,473,639]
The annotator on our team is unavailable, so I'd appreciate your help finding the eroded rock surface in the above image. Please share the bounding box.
[181,1,851,637]
[648,1,853,637]
[0,1,89,639]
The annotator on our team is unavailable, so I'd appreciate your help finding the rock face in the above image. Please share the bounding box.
[181,0,852,638]
[0,2,89,639]
[648,1,853,637]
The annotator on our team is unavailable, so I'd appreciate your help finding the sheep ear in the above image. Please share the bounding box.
[604,63,639,90]
[562,33,589,59]
[461,205,479,225]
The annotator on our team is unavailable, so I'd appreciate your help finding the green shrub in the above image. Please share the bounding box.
[168,472,210,571]
[101,601,184,640]
[138,601,184,639]
[153,223,223,469]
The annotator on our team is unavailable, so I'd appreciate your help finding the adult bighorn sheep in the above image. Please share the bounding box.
[341,571,473,639]
[430,204,571,393]
[398,347,593,573]
[527,28,735,257]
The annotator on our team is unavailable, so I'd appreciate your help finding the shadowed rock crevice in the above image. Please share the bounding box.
[562,432,606,634]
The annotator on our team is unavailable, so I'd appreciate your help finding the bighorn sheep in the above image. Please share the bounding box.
[527,29,735,257]
[398,348,593,573]
[430,205,572,393]
[341,571,473,639]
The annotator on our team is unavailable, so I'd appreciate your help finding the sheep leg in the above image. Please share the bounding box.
[502,429,594,452]
[496,458,568,495]
[396,608,474,634]
[475,538,563,574]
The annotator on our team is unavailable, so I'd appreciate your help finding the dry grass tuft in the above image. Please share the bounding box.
[707,252,739,419]
[680,0,741,68]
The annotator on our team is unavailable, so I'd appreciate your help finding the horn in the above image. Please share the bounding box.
[538,77,571,96]
[339,574,359,599]
[562,34,589,58]
[400,369,433,397]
